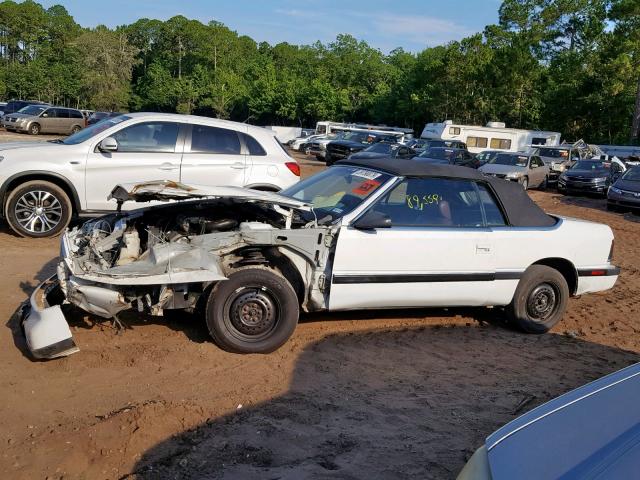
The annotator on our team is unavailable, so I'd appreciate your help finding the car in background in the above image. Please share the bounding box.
[87,111,123,126]
[0,112,300,237]
[289,133,324,151]
[24,157,619,359]
[325,131,397,165]
[419,138,468,150]
[1,99,49,120]
[347,142,416,161]
[607,166,640,212]
[457,362,640,480]
[305,132,344,160]
[3,105,85,135]
[479,152,549,190]
[414,147,480,169]
[474,150,501,167]
[536,143,592,183]
[0,101,6,117]
[558,159,626,197]
[405,138,429,153]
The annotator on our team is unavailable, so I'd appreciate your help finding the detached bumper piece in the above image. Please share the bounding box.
[22,275,79,360]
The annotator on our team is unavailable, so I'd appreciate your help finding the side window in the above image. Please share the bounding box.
[53,108,69,118]
[477,184,506,227]
[371,178,485,227]
[70,110,84,119]
[449,126,461,135]
[190,125,241,154]
[241,133,266,156]
[41,108,53,118]
[467,136,488,148]
[112,122,179,153]
[490,138,512,149]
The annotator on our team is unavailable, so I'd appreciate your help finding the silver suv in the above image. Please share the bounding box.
[3,105,85,135]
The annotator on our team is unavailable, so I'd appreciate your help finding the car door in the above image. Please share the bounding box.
[38,108,59,133]
[179,123,247,187]
[529,156,545,186]
[329,177,499,310]
[84,120,184,211]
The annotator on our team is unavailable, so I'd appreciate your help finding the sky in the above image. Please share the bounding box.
[37,0,502,53]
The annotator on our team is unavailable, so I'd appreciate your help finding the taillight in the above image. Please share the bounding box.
[285,162,300,176]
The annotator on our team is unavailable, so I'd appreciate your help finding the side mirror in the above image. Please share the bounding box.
[99,137,118,152]
[352,210,392,230]
[41,112,48,118]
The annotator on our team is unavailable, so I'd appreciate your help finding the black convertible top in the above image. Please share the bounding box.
[336,157,556,227]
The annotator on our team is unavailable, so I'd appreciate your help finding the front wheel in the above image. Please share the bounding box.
[539,176,548,190]
[507,265,569,334]
[5,180,72,237]
[206,267,299,353]
[520,176,529,190]
[29,123,41,135]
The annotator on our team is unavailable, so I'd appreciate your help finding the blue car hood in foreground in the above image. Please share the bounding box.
[486,362,640,479]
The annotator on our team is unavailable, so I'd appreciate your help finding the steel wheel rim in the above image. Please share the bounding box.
[223,285,280,342]
[14,190,63,233]
[526,283,558,321]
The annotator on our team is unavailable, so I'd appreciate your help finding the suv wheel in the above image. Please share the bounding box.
[5,180,72,237]
[71,125,81,134]
[507,265,569,334]
[205,267,299,353]
[520,176,529,190]
[28,123,41,135]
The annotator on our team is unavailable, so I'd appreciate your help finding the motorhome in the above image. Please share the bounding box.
[420,120,561,154]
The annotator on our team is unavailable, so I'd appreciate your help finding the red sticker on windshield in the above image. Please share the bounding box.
[352,179,381,195]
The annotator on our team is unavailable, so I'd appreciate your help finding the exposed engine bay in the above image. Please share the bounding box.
[58,198,334,320]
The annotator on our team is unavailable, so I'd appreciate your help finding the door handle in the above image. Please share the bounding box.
[231,162,247,169]
[476,245,492,254]
[158,163,179,171]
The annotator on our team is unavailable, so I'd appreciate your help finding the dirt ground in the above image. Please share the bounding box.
[0,134,639,479]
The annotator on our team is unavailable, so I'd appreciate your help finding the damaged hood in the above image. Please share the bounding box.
[108,180,311,210]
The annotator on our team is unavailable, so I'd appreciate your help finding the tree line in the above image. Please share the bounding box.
[0,0,638,144]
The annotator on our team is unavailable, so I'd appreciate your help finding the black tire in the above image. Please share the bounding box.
[507,265,569,334]
[5,180,72,238]
[205,267,299,353]
[520,176,529,190]
[71,125,81,134]
[29,123,40,135]
[325,153,333,166]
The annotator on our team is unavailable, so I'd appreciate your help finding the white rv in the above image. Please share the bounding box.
[420,121,561,154]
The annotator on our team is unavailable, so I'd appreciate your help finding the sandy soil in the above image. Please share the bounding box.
[0,137,638,479]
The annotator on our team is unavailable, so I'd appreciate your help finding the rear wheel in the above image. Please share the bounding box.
[507,265,569,334]
[205,267,299,353]
[28,123,40,135]
[5,180,72,237]
[71,125,81,134]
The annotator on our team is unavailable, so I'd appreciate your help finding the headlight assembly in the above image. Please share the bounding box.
[506,172,522,179]
[609,186,622,195]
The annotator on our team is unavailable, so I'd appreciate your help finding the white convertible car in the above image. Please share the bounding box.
[23,158,619,359]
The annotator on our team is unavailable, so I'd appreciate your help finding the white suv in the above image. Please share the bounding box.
[0,113,301,237]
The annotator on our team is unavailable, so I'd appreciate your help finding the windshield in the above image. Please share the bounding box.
[363,143,398,154]
[488,153,529,167]
[281,166,392,223]
[538,148,569,158]
[571,161,609,172]
[418,147,459,160]
[621,167,640,181]
[18,105,47,116]
[61,115,131,145]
